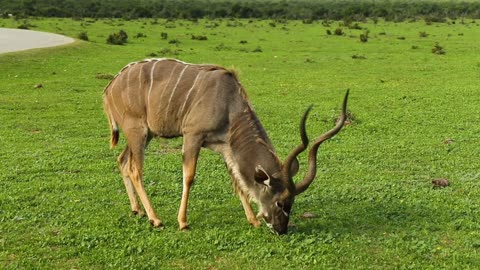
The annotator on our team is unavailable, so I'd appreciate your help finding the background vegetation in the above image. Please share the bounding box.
[1,8,480,270]
[1,0,480,22]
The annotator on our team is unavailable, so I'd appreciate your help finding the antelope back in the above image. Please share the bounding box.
[103,58,247,138]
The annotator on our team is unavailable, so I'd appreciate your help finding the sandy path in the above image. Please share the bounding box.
[0,28,75,54]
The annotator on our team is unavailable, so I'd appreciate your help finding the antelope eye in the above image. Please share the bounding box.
[275,201,284,209]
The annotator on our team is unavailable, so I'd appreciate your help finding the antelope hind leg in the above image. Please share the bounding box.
[118,146,144,216]
[124,127,163,228]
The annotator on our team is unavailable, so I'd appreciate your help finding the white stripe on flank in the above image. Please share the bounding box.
[165,65,188,118]
[138,62,143,91]
[109,78,121,119]
[180,72,203,114]
[147,60,160,108]
[126,63,135,105]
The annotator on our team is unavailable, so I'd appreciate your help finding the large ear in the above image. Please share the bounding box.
[289,158,300,177]
[254,165,271,187]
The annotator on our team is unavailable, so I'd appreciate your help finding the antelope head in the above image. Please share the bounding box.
[255,90,349,234]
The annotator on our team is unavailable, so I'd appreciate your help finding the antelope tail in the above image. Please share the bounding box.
[103,97,119,149]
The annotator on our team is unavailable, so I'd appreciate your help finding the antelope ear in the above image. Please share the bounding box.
[289,158,300,177]
[254,165,271,186]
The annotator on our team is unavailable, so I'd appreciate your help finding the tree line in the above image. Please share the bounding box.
[1,0,479,21]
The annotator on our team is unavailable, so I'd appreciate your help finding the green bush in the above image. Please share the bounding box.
[106,30,128,45]
[78,31,89,41]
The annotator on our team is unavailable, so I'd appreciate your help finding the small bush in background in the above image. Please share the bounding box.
[107,30,128,45]
[419,31,429,38]
[360,30,369,42]
[334,28,344,36]
[432,42,446,55]
[78,31,89,41]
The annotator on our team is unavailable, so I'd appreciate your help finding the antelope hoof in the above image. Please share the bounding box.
[150,219,164,228]
[179,224,190,231]
[250,219,261,228]
[132,209,145,217]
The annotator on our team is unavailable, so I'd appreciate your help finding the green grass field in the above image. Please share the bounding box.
[1,17,480,269]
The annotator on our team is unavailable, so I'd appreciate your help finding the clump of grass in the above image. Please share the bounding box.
[168,39,181,45]
[158,48,181,56]
[135,33,147,38]
[78,31,89,41]
[352,54,366,59]
[411,45,419,49]
[161,32,168,40]
[397,36,406,40]
[252,46,262,53]
[432,42,446,55]
[239,40,248,44]
[191,35,207,41]
[214,43,231,51]
[326,29,332,35]
[227,20,242,27]
[335,110,358,125]
[106,30,128,45]
[95,73,115,80]
[17,20,35,29]
[419,31,429,38]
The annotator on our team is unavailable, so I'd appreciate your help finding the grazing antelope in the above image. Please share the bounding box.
[103,58,349,234]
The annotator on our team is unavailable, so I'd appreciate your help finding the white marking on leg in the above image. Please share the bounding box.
[165,65,189,118]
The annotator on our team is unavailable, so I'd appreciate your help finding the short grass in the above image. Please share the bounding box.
[1,17,480,269]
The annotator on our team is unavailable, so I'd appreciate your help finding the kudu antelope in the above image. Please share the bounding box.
[103,58,349,234]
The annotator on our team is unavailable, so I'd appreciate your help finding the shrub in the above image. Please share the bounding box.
[360,30,369,42]
[432,42,446,55]
[106,30,128,45]
[302,18,314,24]
[17,20,35,30]
[349,23,362,30]
[168,39,180,45]
[78,31,89,41]
[17,23,29,29]
[334,28,344,36]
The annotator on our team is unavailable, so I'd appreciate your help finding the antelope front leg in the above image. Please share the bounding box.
[178,135,203,231]
[239,192,261,228]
